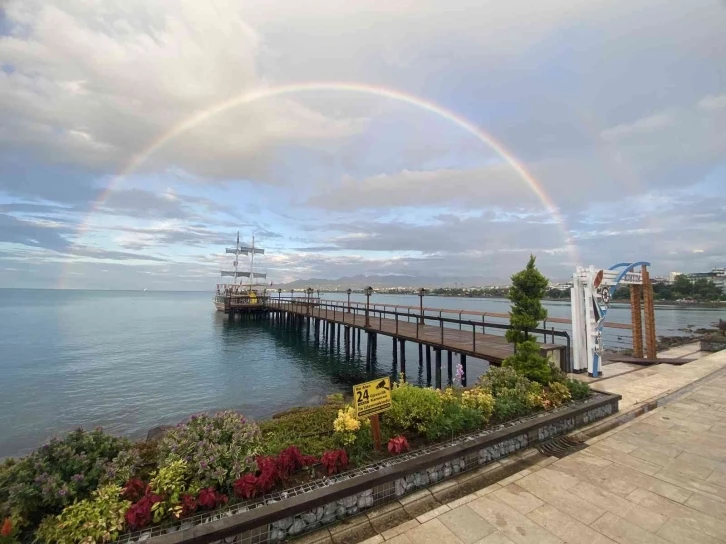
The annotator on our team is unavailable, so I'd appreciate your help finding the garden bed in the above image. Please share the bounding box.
[116,391,619,543]
[0,367,606,544]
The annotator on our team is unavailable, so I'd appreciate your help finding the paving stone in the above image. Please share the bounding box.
[515,473,603,524]
[527,504,616,544]
[591,512,671,544]
[626,487,726,540]
[597,437,638,454]
[706,470,726,488]
[678,452,726,473]
[491,484,544,515]
[497,470,532,487]
[405,518,464,544]
[446,493,478,509]
[416,504,451,524]
[358,535,384,544]
[381,518,420,540]
[474,533,516,544]
[569,481,666,533]
[475,483,502,497]
[654,467,726,500]
[385,534,413,544]
[402,495,442,518]
[531,467,581,490]
[438,505,497,544]
[685,492,726,520]
[367,506,412,534]
[655,519,723,544]
[467,496,563,544]
[587,446,663,475]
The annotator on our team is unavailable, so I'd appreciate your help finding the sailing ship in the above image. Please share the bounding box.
[214,232,268,311]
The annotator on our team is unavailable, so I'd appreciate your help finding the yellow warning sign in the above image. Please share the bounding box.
[353,377,392,418]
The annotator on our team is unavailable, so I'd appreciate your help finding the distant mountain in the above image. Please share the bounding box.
[273,274,506,290]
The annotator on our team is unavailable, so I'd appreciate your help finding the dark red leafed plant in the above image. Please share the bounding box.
[233,474,258,499]
[1,517,13,537]
[180,494,198,517]
[320,450,349,475]
[122,478,148,502]
[255,455,278,493]
[125,493,162,529]
[197,487,228,510]
[387,435,409,455]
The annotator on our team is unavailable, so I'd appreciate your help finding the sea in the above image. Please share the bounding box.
[0,289,722,459]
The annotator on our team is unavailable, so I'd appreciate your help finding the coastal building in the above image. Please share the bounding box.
[685,267,726,292]
[669,272,682,283]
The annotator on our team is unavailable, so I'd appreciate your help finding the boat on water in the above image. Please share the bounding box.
[214,232,269,312]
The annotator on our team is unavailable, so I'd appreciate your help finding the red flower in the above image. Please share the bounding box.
[387,436,409,455]
[233,474,258,499]
[320,450,349,475]
[1,518,12,537]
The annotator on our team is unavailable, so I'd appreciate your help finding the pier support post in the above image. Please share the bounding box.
[337,323,341,346]
[447,351,453,387]
[400,339,406,381]
[358,328,361,345]
[630,285,644,358]
[642,266,657,359]
[418,343,423,366]
[435,348,442,389]
[344,327,350,357]
[392,337,398,368]
[352,326,356,353]
[461,355,467,387]
[425,345,432,386]
[366,332,372,371]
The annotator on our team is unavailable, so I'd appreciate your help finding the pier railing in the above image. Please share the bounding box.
[267,297,573,371]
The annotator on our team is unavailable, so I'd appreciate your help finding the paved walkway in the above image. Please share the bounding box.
[354,349,726,544]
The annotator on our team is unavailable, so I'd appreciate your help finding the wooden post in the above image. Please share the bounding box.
[370,414,381,451]
[426,345,432,386]
[447,351,453,387]
[630,285,644,358]
[435,348,442,389]
[461,354,467,387]
[400,339,406,381]
[366,333,371,370]
[418,343,423,365]
[337,323,341,346]
[392,337,398,366]
[642,266,657,359]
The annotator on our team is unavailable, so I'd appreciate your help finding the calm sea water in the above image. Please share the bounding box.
[0,289,722,458]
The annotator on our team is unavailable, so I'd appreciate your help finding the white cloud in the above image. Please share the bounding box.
[600,113,674,141]
[697,94,726,111]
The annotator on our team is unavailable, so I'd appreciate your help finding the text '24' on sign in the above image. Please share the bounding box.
[353,377,392,418]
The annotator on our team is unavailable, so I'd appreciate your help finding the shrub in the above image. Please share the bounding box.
[502,340,552,384]
[460,389,495,423]
[124,492,161,529]
[196,488,228,510]
[333,406,363,447]
[565,378,591,400]
[35,484,130,544]
[543,382,572,408]
[387,436,409,455]
[493,391,531,421]
[148,458,189,522]
[425,402,482,440]
[386,382,443,435]
[0,428,131,528]
[158,412,261,488]
[320,450,349,475]
[232,446,316,500]
[259,405,339,457]
[476,367,531,397]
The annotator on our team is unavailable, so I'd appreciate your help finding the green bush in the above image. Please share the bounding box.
[493,389,532,421]
[425,403,482,441]
[542,382,572,408]
[502,340,552,384]
[460,389,495,423]
[259,405,339,457]
[477,366,532,397]
[158,412,261,488]
[385,382,443,435]
[35,484,129,544]
[0,428,131,528]
[565,378,590,400]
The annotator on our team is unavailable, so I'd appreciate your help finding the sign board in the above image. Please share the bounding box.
[619,272,643,285]
[353,377,392,418]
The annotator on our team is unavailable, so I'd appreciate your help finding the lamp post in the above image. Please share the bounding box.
[365,286,373,327]
[290,289,294,300]
[346,288,352,313]
[418,288,426,325]
[306,287,314,314]
[277,288,282,303]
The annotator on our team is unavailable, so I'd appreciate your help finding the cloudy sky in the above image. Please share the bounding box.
[1,0,724,290]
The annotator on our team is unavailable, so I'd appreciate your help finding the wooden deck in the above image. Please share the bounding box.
[271,301,564,364]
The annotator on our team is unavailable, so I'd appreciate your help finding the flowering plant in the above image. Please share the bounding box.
[233,446,316,499]
[158,412,261,488]
[461,389,495,422]
[0,428,131,528]
[387,436,409,455]
[333,406,366,447]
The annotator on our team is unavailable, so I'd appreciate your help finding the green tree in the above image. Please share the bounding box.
[503,256,552,384]
[505,255,548,344]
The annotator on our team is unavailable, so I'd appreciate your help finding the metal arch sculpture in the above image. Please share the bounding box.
[570,262,653,377]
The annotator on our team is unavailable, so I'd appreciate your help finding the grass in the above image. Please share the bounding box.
[259,404,341,457]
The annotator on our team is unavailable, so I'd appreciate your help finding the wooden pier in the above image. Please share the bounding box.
[223,296,594,387]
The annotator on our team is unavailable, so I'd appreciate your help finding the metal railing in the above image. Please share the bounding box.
[266,297,573,371]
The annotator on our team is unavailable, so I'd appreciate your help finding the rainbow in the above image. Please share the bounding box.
[64,82,578,286]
